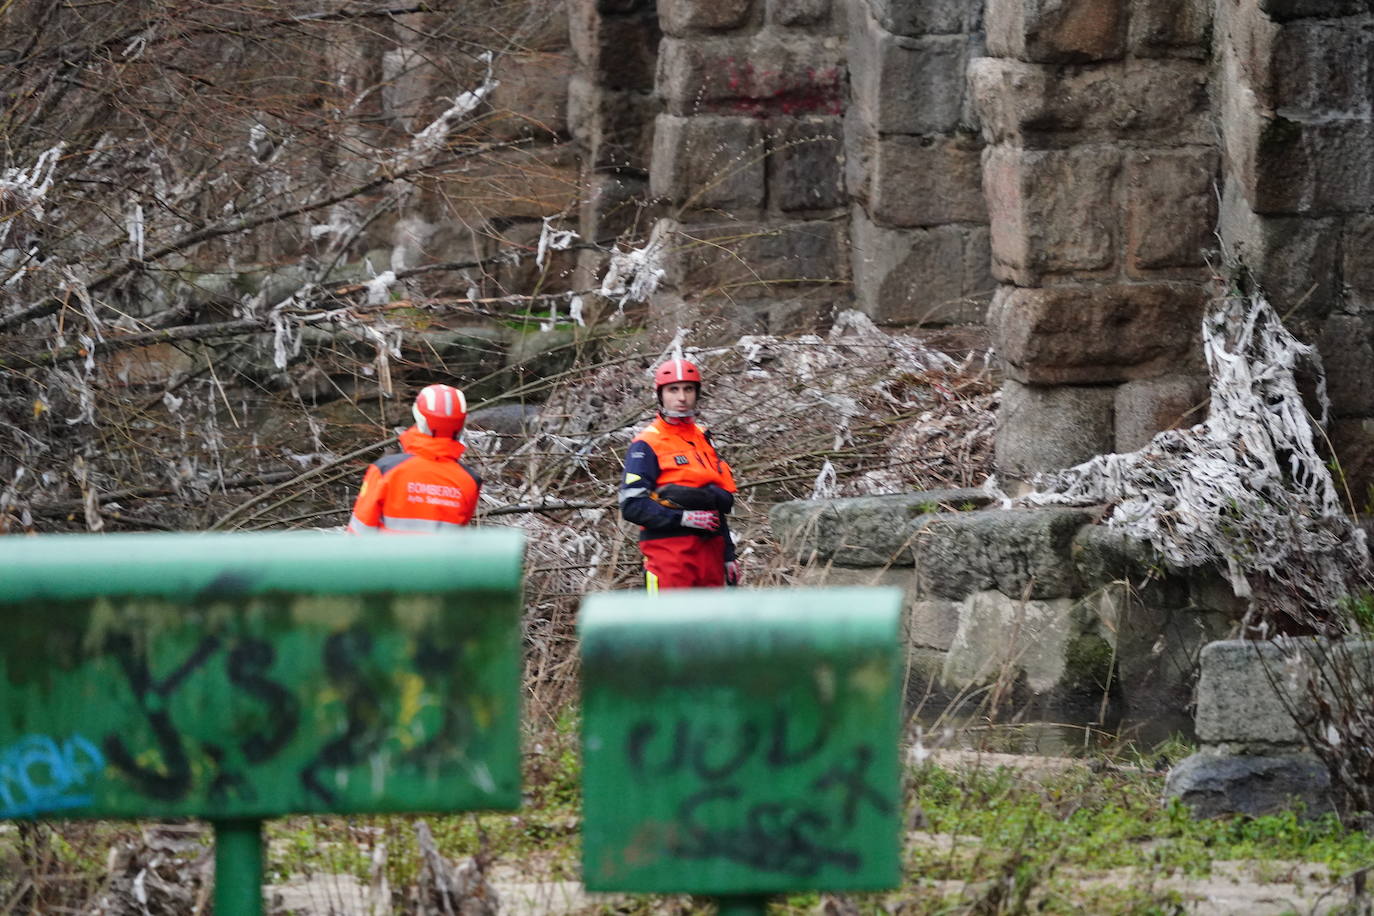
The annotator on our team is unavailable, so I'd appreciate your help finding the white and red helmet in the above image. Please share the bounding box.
[412,384,467,438]
[654,358,701,396]
[654,358,702,418]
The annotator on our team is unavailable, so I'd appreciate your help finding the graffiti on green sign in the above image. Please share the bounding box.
[622,706,892,877]
[0,734,106,818]
[95,626,477,808]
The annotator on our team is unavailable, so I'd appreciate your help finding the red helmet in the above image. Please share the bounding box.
[654,358,702,391]
[412,384,467,438]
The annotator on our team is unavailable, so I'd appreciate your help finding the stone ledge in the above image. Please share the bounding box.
[770,487,992,566]
[914,507,1092,600]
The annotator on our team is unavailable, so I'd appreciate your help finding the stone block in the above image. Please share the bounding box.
[970,58,1212,148]
[1330,419,1374,511]
[908,598,962,651]
[770,0,832,27]
[660,0,753,34]
[912,507,1092,600]
[1270,19,1374,118]
[995,379,1115,479]
[856,134,985,228]
[986,0,1126,63]
[673,219,844,298]
[1319,315,1374,418]
[1083,582,1233,714]
[770,487,993,566]
[487,51,574,140]
[1125,149,1219,274]
[657,35,846,117]
[579,173,652,242]
[1128,0,1212,59]
[850,209,989,325]
[1194,640,1317,746]
[848,4,969,134]
[983,146,1119,284]
[770,117,845,212]
[942,591,1079,694]
[1114,375,1209,452]
[1071,526,1190,607]
[855,0,981,36]
[1245,116,1374,216]
[570,3,660,91]
[963,226,995,310]
[989,283,1208,385]
[1343,216,1374,315]
[651,115,765,210]
[1259,0,1369,21]
[1165,752,1335,819]
[1218,178,1340,324]
[567,81,658,170]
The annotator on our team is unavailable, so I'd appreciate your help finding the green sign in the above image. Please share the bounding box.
[0,530,524,821]
[580,588,903,895]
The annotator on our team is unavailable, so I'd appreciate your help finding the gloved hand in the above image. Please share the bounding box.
[680,509,720,531]
[725,561,740,586]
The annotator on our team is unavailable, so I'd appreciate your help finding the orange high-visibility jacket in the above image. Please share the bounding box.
[346,427,481,534]
[619,414,737,556]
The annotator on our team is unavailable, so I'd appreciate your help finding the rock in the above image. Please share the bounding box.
[770,488,992,566]
[914,507,1092,600]
[995,380,1115,479]
[941,590,1079,694]
[1165,752,1335,819]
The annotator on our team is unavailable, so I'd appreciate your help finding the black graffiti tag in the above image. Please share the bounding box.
[102,633,220,801]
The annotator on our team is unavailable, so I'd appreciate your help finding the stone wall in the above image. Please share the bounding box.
[972,0,1218,482]
[846,0,991,326]
[648,0,851,336]
[770,490,1243,720]
[1163,640,1374,817]
[1214,0,1374,501]
[556,0,1374,486]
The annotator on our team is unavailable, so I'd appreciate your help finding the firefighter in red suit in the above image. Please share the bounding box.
[347,383,481,534]
[619,359,739,590]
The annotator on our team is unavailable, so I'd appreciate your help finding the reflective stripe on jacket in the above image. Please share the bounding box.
[346,426,481,535]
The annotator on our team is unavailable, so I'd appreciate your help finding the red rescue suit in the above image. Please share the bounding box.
[619,414,737,589]
[347,427,481,534]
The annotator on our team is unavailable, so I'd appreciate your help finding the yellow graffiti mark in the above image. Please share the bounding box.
[396,673,425,749]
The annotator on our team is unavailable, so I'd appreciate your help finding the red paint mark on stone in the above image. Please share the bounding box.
[715,65,843,117]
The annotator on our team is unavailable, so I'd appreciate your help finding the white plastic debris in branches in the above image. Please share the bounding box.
[536,218,578,270]
[365,270,397,305]
[0,144,63,249]
[599,219,670,310]
[125,201,145,261]
[1019,290,1369,616]
[390,52,498,172]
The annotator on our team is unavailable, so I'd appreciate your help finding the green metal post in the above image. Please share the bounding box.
[716,894,769,915]
[214,818,264,916]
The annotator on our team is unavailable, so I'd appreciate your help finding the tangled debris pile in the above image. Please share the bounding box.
[1016,289,1372,632]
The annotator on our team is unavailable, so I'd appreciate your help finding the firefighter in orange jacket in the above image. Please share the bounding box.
[619,359,739,589]
[347,383,481,534]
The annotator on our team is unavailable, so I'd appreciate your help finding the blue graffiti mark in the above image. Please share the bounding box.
[0,734,105,818]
